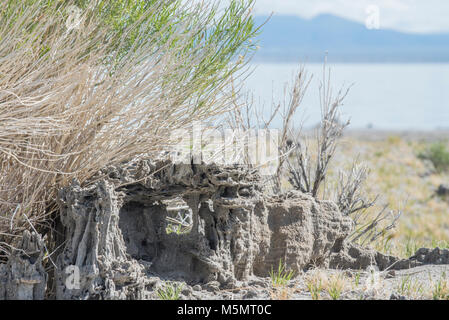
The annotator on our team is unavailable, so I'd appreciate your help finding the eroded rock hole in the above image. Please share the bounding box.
[221,186,238,198]
[163,198,193,235]
[119,201,166,262]
[118,198,210,282]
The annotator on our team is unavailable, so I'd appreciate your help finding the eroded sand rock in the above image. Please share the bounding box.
[259,192,353,274]
[406,247,449,266]
[54,160,352,299]
[0,231,47,300]
[55,179,148,300]
[2,159,448,299]
[328,242,449,271]
[328,242,399,271]
[327,241,399,271]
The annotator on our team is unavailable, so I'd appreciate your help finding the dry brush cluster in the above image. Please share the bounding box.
[227,61,401,248]
[0,0,259,258]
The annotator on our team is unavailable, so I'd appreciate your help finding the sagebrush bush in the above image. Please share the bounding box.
[0,0,259,258]
[418,141,449,173]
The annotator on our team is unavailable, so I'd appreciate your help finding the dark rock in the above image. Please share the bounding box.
[204,281,220,292]
[243,289,259,299]
[390,293,407,300]
[327,241,399,271]
[436,184,449,197]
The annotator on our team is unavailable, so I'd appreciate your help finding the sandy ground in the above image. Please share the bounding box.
[318,129,449,257]
[343,129,449,142]
[151,264,449,300]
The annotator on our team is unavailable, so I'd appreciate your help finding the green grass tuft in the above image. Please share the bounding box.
[270,259,295,288]
[157,282,183,300]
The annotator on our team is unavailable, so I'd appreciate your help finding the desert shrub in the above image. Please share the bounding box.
[418,141,449,173]
[333,162,399,248]
[281,67,400,245]
[226,65,311,193]
[226,61,401,246]
[0,0,259,258]
[285,69,350,198]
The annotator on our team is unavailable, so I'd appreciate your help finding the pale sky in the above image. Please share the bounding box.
[252,0,449,34]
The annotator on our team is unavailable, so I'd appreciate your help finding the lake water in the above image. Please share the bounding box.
[244,63,449,131]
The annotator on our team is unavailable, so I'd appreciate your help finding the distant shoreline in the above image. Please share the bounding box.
[298,128,449,141]
[251,58,449,64]
[341,128,449,141]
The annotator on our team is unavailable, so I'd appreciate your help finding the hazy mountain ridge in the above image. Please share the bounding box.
[254,14,449,62]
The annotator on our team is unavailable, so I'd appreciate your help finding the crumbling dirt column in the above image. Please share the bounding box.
[55,179,148,300]
[0,231,47,300]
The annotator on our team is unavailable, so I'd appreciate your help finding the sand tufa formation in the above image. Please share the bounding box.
[1,160,448,299]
